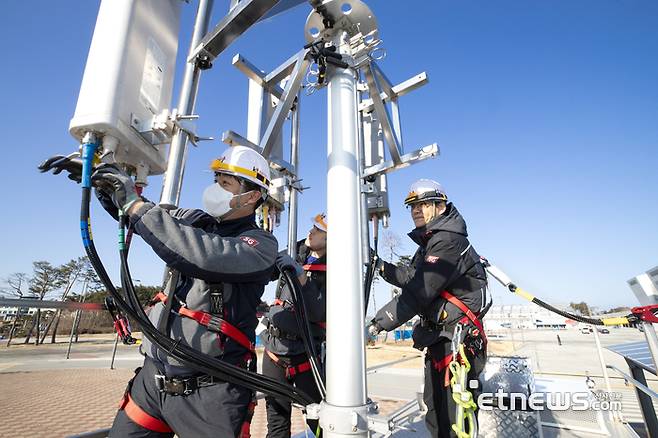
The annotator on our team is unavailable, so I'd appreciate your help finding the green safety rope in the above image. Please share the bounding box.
[449,331,478,438]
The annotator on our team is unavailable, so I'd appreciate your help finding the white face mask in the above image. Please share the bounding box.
[202,183,235,218]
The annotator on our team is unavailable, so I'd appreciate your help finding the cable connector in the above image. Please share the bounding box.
[629,305,658,324]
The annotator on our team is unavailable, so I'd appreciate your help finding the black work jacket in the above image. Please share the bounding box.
[262,241,327,356]
[373,203,487,342]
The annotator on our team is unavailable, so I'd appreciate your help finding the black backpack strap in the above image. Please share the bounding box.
[208,283,224,316]
[157,269,179,334]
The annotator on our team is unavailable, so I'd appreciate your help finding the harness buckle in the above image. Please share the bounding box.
[209,284,224,315]
[154,374,166,392]
[205,314,224,333]
[451,324,464,362]
[154,374,193,396]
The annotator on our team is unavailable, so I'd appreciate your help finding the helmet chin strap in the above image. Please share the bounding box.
[425,202,446,224]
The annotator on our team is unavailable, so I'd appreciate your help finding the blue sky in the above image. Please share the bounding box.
[1,1,657,312]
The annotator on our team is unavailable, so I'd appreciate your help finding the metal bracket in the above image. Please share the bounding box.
[363,61,404,165]
[367,399,420,436]
[359,72,428,113]
[221,130,295,174]
[319,401,369,435]
[131,109,213,147]
[258,49,310,158]
[232,54,285,99]
[363,143,439,179]
[188,0,281,63]
[265,50,304,87]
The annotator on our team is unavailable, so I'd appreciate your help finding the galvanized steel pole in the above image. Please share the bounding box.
[322,30,368,437]
[287,95,301,259]
[160,0,214,208]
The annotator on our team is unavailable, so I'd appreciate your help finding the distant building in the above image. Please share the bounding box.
[0,306,36,321]
[484,304,577,330]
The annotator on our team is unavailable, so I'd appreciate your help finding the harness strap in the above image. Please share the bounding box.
[178,307,254,352]
[153,293,254,352]
[432,353,458,388]
[239,399,258,438]
[157,270,179,334]
[265,349,313,380]
[303,263,327,272]
[120,393,173,433]
[440,290,487,344]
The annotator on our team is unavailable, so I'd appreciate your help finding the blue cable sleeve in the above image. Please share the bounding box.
[81,219,90,248]
[81,141,97,189]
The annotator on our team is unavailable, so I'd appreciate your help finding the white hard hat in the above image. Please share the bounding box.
[311,213,328,232]
[210,146,271,190]
[404,179,447,206]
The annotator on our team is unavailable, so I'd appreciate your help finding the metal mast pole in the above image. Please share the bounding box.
[357,82,371,286]
[322,30,368,437]
[160,0,214,208]
[287,94,301,259]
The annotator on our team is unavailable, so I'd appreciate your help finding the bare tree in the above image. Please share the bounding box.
[2,273,30,298]
[24,261,61,345]
[381,230,403,262]
[70,259,103,342]
[42,257,91,344]
[2,273,29,347]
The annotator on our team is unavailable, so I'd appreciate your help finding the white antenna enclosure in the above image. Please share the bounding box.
[69,0,182,175]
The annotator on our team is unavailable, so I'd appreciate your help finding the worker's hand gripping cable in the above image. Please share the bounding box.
[47,136,315,407]
[448,324,478,438]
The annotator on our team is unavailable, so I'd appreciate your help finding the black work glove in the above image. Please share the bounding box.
[38,154,83,183]
[94,188,120,221]
[91,164,140,212]
[367,321,383,336]
[275,251,304,277]
[369,248,384,274]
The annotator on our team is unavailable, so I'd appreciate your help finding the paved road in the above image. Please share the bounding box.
[2,328,657,437]
[0,337,144,372]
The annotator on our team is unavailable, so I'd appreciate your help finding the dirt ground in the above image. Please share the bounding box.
[365,340,516,369]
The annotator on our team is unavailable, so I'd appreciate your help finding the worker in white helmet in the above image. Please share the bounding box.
[91,145,279,437]
[367,179,489,438]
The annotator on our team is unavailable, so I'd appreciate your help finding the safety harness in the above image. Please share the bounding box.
[117,289,258,436]
[120,389,256,438]
[120,392,172,433]
[151,291,255,353]
[431,290,486,382]
[266,349,314,380]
